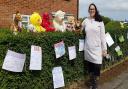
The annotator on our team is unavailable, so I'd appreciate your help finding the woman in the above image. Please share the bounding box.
[81,3,107,89]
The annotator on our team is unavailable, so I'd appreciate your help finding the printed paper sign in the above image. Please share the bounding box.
[52,67,65,89]
[68,46,76,60]
[105,33,114,47]
[29,45,42,70]
[2,50,26,72]
[79,39,84,51]
[117,50,123,56]
[119,35,125,42]
[120,22,124,28]
[54,41,65,58]
[115,46,120,52]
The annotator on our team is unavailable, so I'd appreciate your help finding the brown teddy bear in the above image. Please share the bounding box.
[74,19,82,33]
[66,16,76,32]
[10,11,22,33]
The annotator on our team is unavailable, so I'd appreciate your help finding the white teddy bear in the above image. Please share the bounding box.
[53,10,66,32]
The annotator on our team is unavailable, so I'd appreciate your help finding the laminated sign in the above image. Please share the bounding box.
[29,45,42,70]
[2,50,26,72]
[105,32,114,47]
[68,46,76,60]
[119,35,124,43]
[79,39,84,51]
[52,66,65,89]
[54,41,65,58]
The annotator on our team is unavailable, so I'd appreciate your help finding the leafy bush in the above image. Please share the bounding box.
[101,16,111,25]
[0,28,127,89]
[0,30,85,89]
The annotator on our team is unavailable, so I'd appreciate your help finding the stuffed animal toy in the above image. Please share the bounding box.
[10,11,22,33]
[66,16,75,31]
[14,11,22,32]
[41,12,55,32]
[74,19,82,33]
[27,24,36,32]
[30,12,46,32]
[53,10,66,32]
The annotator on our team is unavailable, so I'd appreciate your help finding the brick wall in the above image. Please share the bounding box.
[0,0,78,28]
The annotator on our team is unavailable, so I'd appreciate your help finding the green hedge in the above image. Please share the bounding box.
[0,28,128,89]
[103,27,128,69]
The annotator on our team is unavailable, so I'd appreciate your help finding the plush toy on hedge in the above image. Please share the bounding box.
[30,12,46,32]
[53,10,66,32]
[27,24,36,32]
[66,16,76,32]
[41,12,55,32]
[10,11,22,34]
[74,19,82,33]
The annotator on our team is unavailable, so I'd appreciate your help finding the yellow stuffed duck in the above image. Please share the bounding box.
[30,12,46,32]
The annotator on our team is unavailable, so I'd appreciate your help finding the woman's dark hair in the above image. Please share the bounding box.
[88,3,102,22]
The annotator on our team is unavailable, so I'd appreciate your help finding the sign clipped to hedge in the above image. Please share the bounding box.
[2,50,26,72]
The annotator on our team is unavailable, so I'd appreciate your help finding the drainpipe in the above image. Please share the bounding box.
[77,0,79,20]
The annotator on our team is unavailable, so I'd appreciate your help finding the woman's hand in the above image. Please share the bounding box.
[102,50,107,57]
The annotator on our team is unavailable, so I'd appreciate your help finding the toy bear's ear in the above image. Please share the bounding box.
[55,10,65,17]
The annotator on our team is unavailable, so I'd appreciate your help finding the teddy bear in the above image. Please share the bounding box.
[14,11,22,32]
[41,12,55,32]
[30,12,46,32]
[53,10,66,32]
[66,16,76,32]
[74,19,82,33]
[10,11,22,33]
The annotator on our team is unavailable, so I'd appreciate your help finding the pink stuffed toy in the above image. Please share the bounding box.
[41,12,55,32]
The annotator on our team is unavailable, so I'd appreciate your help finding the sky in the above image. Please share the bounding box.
[79,0,128,21]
